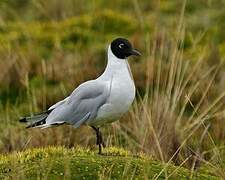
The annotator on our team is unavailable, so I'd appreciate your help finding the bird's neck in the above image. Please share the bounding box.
[98,46,132,81]
[107,46,128,70]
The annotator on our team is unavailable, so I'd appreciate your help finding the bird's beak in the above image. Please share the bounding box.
[131,49,142,56]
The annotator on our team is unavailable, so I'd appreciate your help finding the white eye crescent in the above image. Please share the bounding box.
[119,43,124,49]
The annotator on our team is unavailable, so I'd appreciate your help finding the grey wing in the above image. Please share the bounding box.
[48,97,70,110]
[45,80,110,128]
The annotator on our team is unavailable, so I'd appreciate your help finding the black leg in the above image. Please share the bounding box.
[98,130,105,148]
[91,126,105,154]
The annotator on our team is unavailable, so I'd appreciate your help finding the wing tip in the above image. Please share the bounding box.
[19,117,27,123]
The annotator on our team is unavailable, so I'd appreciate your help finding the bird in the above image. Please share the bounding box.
[20,38,141,154]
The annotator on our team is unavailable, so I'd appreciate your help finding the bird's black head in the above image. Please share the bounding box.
[110,38,141,59]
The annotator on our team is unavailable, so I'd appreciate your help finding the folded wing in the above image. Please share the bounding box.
[43,80,110,128]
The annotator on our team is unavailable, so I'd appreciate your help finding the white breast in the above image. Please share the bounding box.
[108,63,135,112]
[92,61,135,126]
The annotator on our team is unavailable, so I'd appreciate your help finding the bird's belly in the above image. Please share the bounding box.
[88,78,135,126]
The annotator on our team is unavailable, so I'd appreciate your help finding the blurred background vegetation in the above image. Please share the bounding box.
[0,0,225,177]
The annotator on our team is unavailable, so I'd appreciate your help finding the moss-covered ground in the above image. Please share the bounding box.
[0,146,219,179]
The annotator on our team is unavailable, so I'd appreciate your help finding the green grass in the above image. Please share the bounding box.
[0,146,219,179]
[0,9,139,52]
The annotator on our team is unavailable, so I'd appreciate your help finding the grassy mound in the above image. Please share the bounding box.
[0,146,218,179]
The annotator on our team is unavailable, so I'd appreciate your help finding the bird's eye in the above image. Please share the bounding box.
[119,43,124,49]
